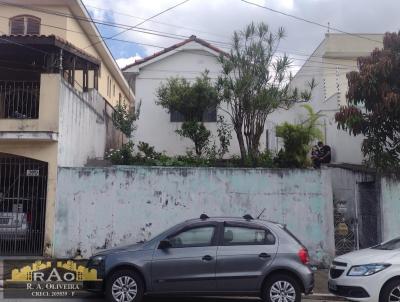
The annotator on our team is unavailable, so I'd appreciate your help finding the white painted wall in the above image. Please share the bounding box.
[57,80,107,167]
[126,42,270,156]
[126,34,383,164]
[269,34,383,164]
[54,166,335,265]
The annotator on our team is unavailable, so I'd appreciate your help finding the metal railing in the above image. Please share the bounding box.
[0,155,47,256]
[0,81,40,119]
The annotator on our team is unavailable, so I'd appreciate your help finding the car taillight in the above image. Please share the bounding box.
[298,247,310,265]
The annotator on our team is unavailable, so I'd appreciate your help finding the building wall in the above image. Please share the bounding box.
[130,45,272,156]
[0,5,69,39]
[65,15,129,106]
[133,47,224,155]
[0,73,61,133]
[0,73,127,255]
[57,80,107,167]
[54,166,335,265]
[0,4,131,106]
[269,34,383,164]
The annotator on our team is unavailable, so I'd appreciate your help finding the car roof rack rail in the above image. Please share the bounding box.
[243,214,254,220]
[200,213,209,220]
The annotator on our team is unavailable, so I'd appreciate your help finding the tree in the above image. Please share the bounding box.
[217,22,315,164]
[335,32,400,170]
[112,101,141,137]
[275,105,324,168]
[157,72,218,156]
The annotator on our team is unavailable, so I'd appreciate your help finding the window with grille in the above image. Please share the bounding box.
[170,106,217,122]
[10,15,41,35]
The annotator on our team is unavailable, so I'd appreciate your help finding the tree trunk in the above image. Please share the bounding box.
[234,124,247,163]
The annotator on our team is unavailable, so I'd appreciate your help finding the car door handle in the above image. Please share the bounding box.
[259,253,271,259]
[202,255,213,261]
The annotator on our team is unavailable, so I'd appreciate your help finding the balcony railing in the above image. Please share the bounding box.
[0,81,40,119]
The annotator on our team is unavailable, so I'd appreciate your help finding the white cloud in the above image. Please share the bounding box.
[83,0,399,61]
[116,55,142,68]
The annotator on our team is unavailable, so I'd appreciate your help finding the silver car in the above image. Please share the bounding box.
[86,215,314,302]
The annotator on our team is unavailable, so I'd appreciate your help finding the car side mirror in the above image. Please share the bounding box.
[158,239,172,249]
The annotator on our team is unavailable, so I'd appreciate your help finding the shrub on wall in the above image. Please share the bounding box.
[274,105,324,168]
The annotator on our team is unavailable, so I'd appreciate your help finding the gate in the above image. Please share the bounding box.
[334,200,357,255]
[0,154,47,255]
[358,182,380,249]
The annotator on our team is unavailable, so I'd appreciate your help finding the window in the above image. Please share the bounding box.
[223,226,275,246]
[10,15,40,35]
[168,226,215,248]
[170,106,217,122]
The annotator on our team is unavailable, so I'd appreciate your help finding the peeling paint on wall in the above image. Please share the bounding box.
[54,166,335,265]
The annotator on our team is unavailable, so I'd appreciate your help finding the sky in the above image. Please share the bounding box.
[81,0,400,69]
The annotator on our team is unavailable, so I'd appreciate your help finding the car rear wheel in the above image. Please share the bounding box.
[380,279,400,302]
[106,270,144,302]
[263,274,301,302]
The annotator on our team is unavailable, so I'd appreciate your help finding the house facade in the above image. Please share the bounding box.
[124,33,383,164]
[270,33,384,164]
[0,0,134,256]
[123,35,273,156]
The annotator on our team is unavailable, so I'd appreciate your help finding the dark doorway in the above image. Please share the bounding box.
[0,153,47,255]
[357,182,380,249]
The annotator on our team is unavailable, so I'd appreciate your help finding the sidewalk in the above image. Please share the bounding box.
[308,269,344,301]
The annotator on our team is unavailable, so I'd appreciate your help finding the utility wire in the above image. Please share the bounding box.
[83,0,191,50]
[0,1,362,68]
[0,15,357,70]
[0,2,361,73]
[240,0,383,44]
[84,2,230,41]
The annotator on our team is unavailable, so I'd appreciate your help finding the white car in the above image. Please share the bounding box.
[328,237,400,302]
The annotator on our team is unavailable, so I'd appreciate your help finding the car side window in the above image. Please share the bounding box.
[223,226,275,245]
[168,226,215,248]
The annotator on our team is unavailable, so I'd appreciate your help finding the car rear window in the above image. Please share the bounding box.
[278,224,304,246]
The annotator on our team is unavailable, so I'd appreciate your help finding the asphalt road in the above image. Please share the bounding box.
[0,294,337,302]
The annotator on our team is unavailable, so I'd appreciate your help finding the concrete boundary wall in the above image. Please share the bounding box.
[54,166,335,265]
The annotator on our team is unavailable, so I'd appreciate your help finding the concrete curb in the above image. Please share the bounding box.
[304,293,345,301]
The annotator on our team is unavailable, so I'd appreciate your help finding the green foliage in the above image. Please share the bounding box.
[175,121,211,156]
[111,101,140,137]
[216,115,232,158]
[217,22,315,164]
[137,141,161,159]
[156,72,218,156]
[256,150,275,167]
[335,32,400,171]
[105,142,275,168]
[275,105,323,168]
[105,142,135,165]
[157,72,218,121]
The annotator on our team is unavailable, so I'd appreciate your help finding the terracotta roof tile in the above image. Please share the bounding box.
[122,35,227,71]
[0,34,100,65]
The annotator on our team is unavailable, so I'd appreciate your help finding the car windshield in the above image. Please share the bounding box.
[372,237,400,250]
